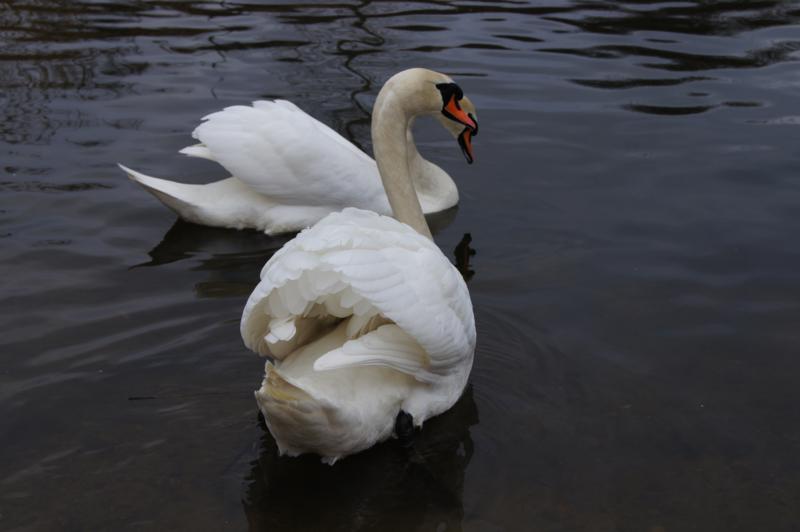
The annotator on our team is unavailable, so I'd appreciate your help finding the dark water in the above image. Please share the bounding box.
[2,1,800,530]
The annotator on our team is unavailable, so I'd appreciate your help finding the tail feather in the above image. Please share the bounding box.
[118,163,331,234]
[118,164,209,224]
[178,143,216,161]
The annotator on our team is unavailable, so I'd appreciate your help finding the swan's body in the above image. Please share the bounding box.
[120,96,468,234]
[239,68,478,462]
[241,208,475,462]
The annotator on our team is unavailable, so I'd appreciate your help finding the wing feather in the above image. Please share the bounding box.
[313,324,437,384]
[241,208,476,382]
[187,101,387,210]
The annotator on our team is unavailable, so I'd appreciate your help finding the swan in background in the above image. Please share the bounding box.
[119,77,477,235]
[240,68,478,463]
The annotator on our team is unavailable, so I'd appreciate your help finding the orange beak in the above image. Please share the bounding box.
[458,127,474,164]
[443,95,478,131]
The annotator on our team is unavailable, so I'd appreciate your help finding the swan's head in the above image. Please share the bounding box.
[380,68,479,164]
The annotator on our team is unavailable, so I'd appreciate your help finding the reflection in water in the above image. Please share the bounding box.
[0,0,138,146]
[333,1,384,151]
[546,40,800,74]
[453,233,476,283]
[134,219,290,297]
[542,1,800,38]
[138,219,289,269]
[426,205,458,235]
[4,0,800,530]
[243,386,478,532]
[137,207,460,298]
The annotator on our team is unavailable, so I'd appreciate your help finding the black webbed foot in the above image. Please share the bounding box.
[395,410,415,447]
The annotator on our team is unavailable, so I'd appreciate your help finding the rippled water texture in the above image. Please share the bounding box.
[2,1,800,530]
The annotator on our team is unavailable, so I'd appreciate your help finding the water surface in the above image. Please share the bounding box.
[2,1,800,530]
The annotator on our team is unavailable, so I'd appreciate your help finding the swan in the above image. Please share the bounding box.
[118,77,477,235]
[239,68,478,463]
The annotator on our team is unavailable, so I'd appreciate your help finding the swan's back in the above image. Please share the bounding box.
[240,208,475,461]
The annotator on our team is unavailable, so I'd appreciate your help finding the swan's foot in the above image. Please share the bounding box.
[395,410,415,447]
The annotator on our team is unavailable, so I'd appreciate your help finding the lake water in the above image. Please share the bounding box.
[2,1,800,530]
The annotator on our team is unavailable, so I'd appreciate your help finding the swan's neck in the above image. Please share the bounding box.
[372,84,433,239]
[404,120,459,211]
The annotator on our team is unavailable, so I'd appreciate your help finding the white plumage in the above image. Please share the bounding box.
[119,96,469,234]
[184,100,381,207]
[232,68,479,462]
[241,208,475,463]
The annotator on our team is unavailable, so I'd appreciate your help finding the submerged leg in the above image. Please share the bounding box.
[395,410,415,447]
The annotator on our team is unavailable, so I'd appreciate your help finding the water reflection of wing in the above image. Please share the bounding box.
[135,219,289,268]
[426,204,458,235]
[131,220,289,297]
[142,211,458,269]
[134,211,460,297]
[242,385,479,531]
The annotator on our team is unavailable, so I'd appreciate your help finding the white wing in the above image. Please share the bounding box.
[240,208,475,383]
[181,101,388,210]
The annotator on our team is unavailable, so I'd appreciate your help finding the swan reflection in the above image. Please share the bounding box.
[133,207,466,298]
[453,232,476,283]
[242,385,478,532]
[131,219,287,297]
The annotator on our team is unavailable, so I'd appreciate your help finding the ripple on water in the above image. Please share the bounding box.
[3,0,800,530]
[571,75,713,89]
[623,103,717,115]
[471,303,570,432]
[0,180,113,192]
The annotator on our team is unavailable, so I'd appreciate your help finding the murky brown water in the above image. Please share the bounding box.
[2,1,800,530]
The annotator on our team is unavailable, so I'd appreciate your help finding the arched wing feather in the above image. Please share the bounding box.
[185,101,386,209]
[241,209,475,381]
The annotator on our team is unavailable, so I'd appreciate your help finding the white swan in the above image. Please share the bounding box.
[240,68,478,463]
[119,78,477,235]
